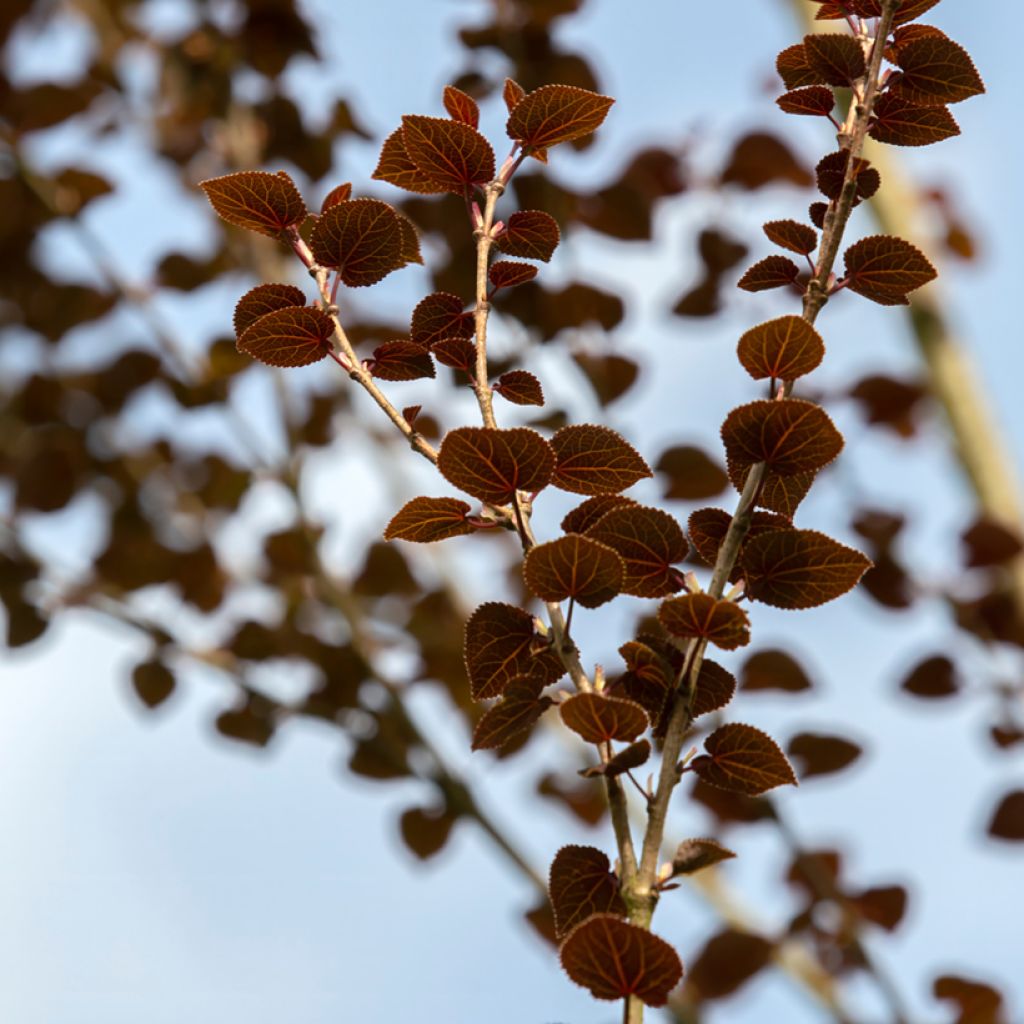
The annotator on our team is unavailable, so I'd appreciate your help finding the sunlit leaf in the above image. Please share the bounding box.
[432,336,477,372]
[737,255,800,292]
[672,837,737,877]
[489,260,538,290]
[659,593,751,651]
[763,219,817,256]
[384,496,474,543]
[816,150,879,200]
[497,210,561,262]
[870,93,960,147]
[523,534,625,608]
[588,504,688,598]
[372,127,447,194]
[471,676,553,751]
[721,399,843,477]
[803,33,865,85]
[737,316,824,382]
[776,86,836,117]
[199,170,306,238]
[550,424,652,496]
[776,43,824,89]
[893,35,985,106]
[687,507,791,574]
[502,77,526,113]
[321,182,352,211]
[692,659,737,717]
[411,292,473,346]
[560,692,649,743]
[692,723,797,796]
[494,369,544,406]
[400,114,495,194]
[310,198,410,287]
[237,306,333,367]
[368,340,435,381]
[439,426,555,504]
[561,495,638,535]
[549,846,626,939]
[233,283,306,336]
[506,84,615,150]
[442,84,480,128]
[843,235,936,305]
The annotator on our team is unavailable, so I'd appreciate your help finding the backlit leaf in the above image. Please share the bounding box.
[737,255,800,292]
[787,732,862,779]
[372,127,447,194]
[659,593,751,651]
[803,33,866,85]
[233,283,306,336]
[692,660,737,717]
[672,838,737,876]
[199,170,306,238]
[560,692,648,744]
[471,676,553,751]
[561,915,683,1007]
[687,507,791,571]
[561,495,638,535]
[400,115,495,193]
[395,213,423,266]
[549,846,626,939]
[237,306,332,367]
[506,84,614,151]
[816,150,878,200]
[464,602,565,700]
[411,292,472,347]
[737,316,825,381]
[843,235,936,305]
[384,496,474,543]
[502,77,526,113]
[741,528,872,609]
[310,198,409,287]
[753,469,816,517]
[721,399,844,477]
[763,219,817,256]
[588,505,688,598]
[442,84,480,128]
[870,93,960,147]
[550,424,652,496]
[776,44,824,89]
[432,336,477,372]
[368,340,435,381]
[494,369,544,406]
[489,260,538,290]
[523,534,625,608]
[893,35,985,106]
[439,426,555,504]
[497,210,561,262]
[692,723,797,796]
[776,86,836,117]
[321,182,352,211]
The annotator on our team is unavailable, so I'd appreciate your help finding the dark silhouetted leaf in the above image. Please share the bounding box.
[655,446,729,500]
[507,84,614,150]
[659,593,751,651]
[550,424,652,496]
[741,529,872,609]
[472,676,553,750]
[439,426,555,504]
[432,336,477,372]
[199,170,306,238]
[560,914,683,1007]
[672,838,736,876]
[692,723,797,796]
[988,790,1024,841]
[572,353,640,407]
[737,255,800,292]
[384,497,474,543]
[843,235,937,305]
[582,740,652,778]
[686,929,774,1000]
[720,132,813,190]
[900,653,958,698]
[933,974,1006,1024]
[310,198,411,287]
[549,845,626,939]
[494,370,544,406]
[523,534,625,608]
[692,660,737,717]
[237,306,333,367]
[497,210,560,262]
[560,692,648,743]
[442,84,480,128]
[816,150,878,200]
[850,885,908,931]
[962,518,1024,568]
[233,283,306,336]
[737,316,824,381]
[132,661,175,709]
[400,804,458,859]
[589,505,688,598]
[400,114,495,193]
[787,732,862,779]
[722,399,843,478]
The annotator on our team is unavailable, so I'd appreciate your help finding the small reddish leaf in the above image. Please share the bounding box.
[439,426,555,504]
[809,201,828,229]
[988,790,1024,842]
[494,369,544,406]
[776,44,824,89]
[870,93,960,147]
[399,804,457,860]
[384,496,474,543]
[489,260,538,290]
[506,84,615,150]
[776,86,836,117]
[692,723,797,796]
[686,929,774,1000]
[561,496,638,535]
[442,84,480,128]
[550,424,652,496]
[411,292,472,347]
[523,535,625,608]
[502,78,526,112]
[843,235,937,304]
[803,33,866,85]
[672,838,737,877]
[581,739,652,779]
[692,660,737,717]
[892,0,943,23]
[233,283,306,336]
[737,316,825,382]
[588,505,688,598]
[400,114,495,193]
[763,219,817,256]
[472,677,553,751]
[560,914,683,1007]
[737,255,800,292]
[560,692,648,744]
[497,210,561,262]
[721,399,844,477]
[321,182,352,211]
[310,198,409,287]
[396,213,423,266]
[659,594,751,651]
[787,732,862,779]
[687,508,791,573]
[893,35,985,106]
[368,340,435,381]
[432,336,477,372]
[199,170,306,238]
[816,150,879,201]
[900,655,958,698]
[237,306,332,367]
[464,602,565,700]
[741,649,813,693]
[372,128,447,194]
[549,846,626,939]
[741,528,872,609]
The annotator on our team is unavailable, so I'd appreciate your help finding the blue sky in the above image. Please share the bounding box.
[2,2,1022,1023]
